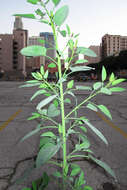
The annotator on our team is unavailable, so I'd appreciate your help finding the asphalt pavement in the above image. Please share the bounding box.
[0,81,127,190]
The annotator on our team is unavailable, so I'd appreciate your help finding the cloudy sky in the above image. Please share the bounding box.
[1,0,127,49]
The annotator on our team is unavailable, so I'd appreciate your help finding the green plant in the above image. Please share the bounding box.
[14,0,126,189]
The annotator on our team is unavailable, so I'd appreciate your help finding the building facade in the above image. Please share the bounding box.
[0,17,28,77]
[40,32,56,62]
[0,34,13,71]
[14,16,23,30]
[26,36,45,70]
[85,45,101,64]
[101,34,127,59]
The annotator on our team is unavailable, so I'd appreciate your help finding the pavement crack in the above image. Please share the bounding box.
[2,155,37,190]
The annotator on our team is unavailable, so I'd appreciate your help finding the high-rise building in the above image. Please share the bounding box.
[0,16,28,77]
[85,45,101,64]
[29,36,44,46]
[40,32,56,62]
[14,16,23,30]
[26,36,45,69]
[101,34,127,59]
[13,29,28,72]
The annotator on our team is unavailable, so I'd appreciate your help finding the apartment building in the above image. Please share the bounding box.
[101,34,127,59]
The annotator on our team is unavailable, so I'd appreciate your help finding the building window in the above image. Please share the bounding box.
[13,65,17,69]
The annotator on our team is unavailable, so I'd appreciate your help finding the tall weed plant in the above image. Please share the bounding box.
[14,0,126,189]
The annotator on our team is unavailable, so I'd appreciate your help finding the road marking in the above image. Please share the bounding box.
[0,109,22,132]
[96,111,127,139]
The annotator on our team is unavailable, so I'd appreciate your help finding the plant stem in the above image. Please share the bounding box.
[65,91,100,119]
[50,16,67,190]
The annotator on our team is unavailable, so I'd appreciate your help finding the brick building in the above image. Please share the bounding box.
[0,16,28,78]
[101,34,127,59]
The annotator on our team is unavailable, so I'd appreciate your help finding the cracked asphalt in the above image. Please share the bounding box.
[0,81,127,190]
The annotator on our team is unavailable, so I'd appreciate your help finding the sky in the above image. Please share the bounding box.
[1,0,127,49]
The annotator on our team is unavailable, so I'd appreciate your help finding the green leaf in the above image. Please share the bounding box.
[27,115,40,120]
[66,24,71,36]
[67,129,77,136]
[32,181,37,190]
[109,73,115,82]
[39,83,47,89]
[98,105,112,120]
[70,66,94,73]
[89,155,117,180]
[83,120,108,145]
[21,128,40,142]
[40,19,50,25]
[74,33,80,38]
[77,47,97,57]
[31,72,42,80]
[44,70,48,79]
[19,83,40,88]
[36,143,60,167]
[27,0,38,4]
[100,87,112,95]
[68,39,74,49]
[54,5,69,26]
[53,99,59,107]
[79,134,90,149]
[102,66,107,82]
[39,109,47,115]
[14,14,36,19]
[67,80,74,89]
[40,137,55,149]
[20,46,47,57]
[75,59,88,64]
[38,172,49,190]
[47,103,60,117]
[76,171,85,186]
[112,78,126,86]
[36,72,43,80]
[84,186,93,190]
[59,30,67,37]
[52,171,62,178]
[64,98,71,104]
[76,86,92,91]
[66,91,75,97]
[86,103,98,112]
[48,63,56,68]
[78,126,87,133]
[22,188,31,190]
[36,95,57,110]
[40,65,44,75]
[70,167,81,177]
[93,82,102,90]
[109,87,126,92]
[35,8,45,17]
[41,131,56,139]
[52,0,61,6]
[25,80,39,83]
